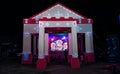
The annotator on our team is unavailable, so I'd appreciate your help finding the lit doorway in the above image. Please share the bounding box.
[48,33,68,64]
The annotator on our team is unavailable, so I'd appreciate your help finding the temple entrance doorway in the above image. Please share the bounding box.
[48,33,68,64]
[45,27,71,64]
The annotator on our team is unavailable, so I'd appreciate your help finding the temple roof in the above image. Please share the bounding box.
[29,2,88,19]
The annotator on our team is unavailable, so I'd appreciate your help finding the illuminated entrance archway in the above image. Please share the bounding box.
[37,20,80,69]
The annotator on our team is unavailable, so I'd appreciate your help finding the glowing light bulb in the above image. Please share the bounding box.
[51,38,54,41]
[62,36,66,40]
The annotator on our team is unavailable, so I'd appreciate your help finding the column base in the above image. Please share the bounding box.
[67,55,72,63]
[84,53,94,63]
[45,55,50,63]
[36,58,46,70]
[21,53,32,64]
[71,58,80,68]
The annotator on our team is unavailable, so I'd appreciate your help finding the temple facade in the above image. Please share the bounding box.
[22,3,94,69]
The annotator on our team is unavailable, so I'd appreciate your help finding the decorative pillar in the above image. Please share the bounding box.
[36,22,46,69]
[44,33,49,63]
[67,33,72,63]
[71,22,80,68]
[22,34,32,64]
[84,32,94,63]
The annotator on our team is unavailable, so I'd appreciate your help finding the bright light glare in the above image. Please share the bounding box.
[62,36,66,39]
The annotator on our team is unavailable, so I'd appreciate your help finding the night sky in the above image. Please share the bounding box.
[0,0,120,47]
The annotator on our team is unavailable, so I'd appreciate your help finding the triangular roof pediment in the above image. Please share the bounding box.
[29,3,87,19]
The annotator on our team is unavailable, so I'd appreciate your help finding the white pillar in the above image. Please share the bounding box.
[71,24,78,58]
[85,32,94,53]
[44,33,49,55]
[38,23,44,59]
[68,33,72,55]
[23,34,31,54]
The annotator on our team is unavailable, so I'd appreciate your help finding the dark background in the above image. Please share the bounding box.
[0,0,120,60]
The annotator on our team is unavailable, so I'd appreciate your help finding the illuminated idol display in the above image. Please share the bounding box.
[49,34,68,51]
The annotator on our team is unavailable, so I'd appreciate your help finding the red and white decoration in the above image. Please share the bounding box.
[22,3,94,70]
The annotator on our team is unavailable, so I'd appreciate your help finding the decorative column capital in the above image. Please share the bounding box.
[39,21,44,26]
[72,21,77,27]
